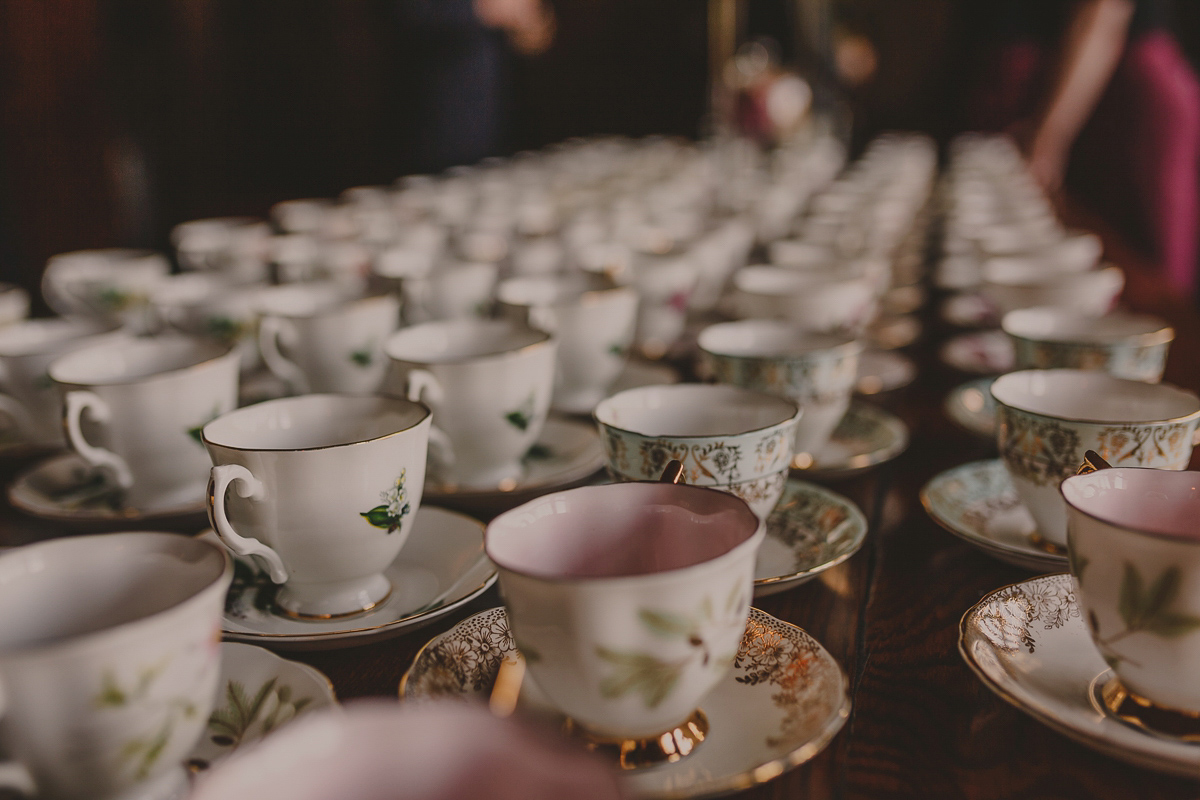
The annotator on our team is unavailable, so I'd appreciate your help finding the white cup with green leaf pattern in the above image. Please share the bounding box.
[1063,466,1200,714]
[149,274,268,373]
[50,336,240,510]
[41,249,170,331]
[383,319,557,490]
[203,394,431,619]
[0,531,231,800]
[486,478,762,742]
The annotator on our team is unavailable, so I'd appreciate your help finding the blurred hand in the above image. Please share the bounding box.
[192,701,626,800]
[473,0,555,55]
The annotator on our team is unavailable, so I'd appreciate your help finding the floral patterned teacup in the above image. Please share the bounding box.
[697,320,861,458]
[992,369,1200,548]
[1001,307,1173,384]
[730,265,877,336]
[203,394,431,618]
[0,532,230,800]
[1063,467,1200,714]
[486,479,762,742]
[41,248,170,329]
[594,384,801,522]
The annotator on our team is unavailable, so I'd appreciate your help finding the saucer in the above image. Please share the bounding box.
[400,607,851,798]
[553,359,681,416]
[424,416,605,517]
[921,459,1067,571]
[940,293,999,328]
[855,349,917,395]
[960,574,1200,778]
[214,505,497,650]
[866,314,922,350]
[944,377,997,440]
[187,642,336,772]
[793,402,909,478]
[8,453,207,525]
[754,479,869,596]
[939,330,1015,375]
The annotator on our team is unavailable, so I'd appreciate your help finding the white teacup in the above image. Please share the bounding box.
[373,250,498,324]
[384,319,557,489]
[594,384,801,522]
[486,479,762,742]
[497,275,638,414]
[150,275,269,373]
[0,532,230,800]
[41,249,170,326]
[1001,307,1174,383]
[172,217,270,282]
[992,369,1200,547]
[731,266,877,335]
[980,262,1124,316]
[204,394,431,618]
[50,336,240,508]
[0,318,126,446]
[256,283,400,394]
[1063,466,1200,714]
[697,320,861,458]
[0,284,30,328]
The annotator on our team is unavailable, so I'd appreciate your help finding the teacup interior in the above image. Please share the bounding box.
[1002,308,1170,344]
[992,370,1200,422]
[385,319,546,363]
[255,282,351,318]
[487,483,758,579]
[203,394,427,450]
[595,384,797,436]
[49,336,228,385]
[1064,469,1200,541]
[0,533,226,652]
[699,320,857,359]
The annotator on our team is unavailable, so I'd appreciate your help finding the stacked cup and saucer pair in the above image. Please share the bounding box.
[401,463,851,797]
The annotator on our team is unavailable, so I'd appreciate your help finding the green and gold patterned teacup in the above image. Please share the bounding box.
[1002,307,1173,384]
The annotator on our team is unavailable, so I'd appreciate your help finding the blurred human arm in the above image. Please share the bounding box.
[1027,0,1135,193]
[473,0,556,55]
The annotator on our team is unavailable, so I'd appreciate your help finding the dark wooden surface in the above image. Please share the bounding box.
[1,209,1198,797]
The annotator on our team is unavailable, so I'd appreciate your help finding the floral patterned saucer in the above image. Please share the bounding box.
[210,506,496,650]
[400,607,851,798]
[855,349,917,395]
[423,417,604,518]
[8,453,207,526]
[939,330,1015,375]
[754,479,869,597]
[921,459,1067,571]
[792,402,909,478]
[940,292,1000,329]
[187,642,336,773]
[944,377,997,440]
[960,574,1200,778]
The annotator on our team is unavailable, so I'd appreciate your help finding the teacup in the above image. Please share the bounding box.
[384,319,557,489]
[697,320,861,458]
[203,394,431,618]
[632,258,698,360]
[41,249,170,326]
[497,275,638,414]
[980,262,1124,316]
[992,369,1200,547]
[150,275,269,373]
[0,532,230,800]
[0,284,30,328]
[49,336,240,508]
[731,266,877,335]
[0,318,126,446]
[373,250,498,324]
[594,384,800,521]
[172,217,270,282]
[1002,307,1174,383]
[256,283,400,394]
[485,478,762,745]
[1063,466,1200,714]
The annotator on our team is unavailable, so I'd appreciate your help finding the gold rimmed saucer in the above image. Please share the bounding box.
[1096,675,1200,744]
[565,710,710,770]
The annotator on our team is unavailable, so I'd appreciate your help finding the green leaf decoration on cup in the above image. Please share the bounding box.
[206,315,247,344]
[524,443,554,461]
[208,678,313,750]
[97,287,133,312]
[349,344,375,368]
[361,469,411,533]
[608,343,626,357]
[596,647,685,708]
[1093,563,1200,666]
[504,394,536,432]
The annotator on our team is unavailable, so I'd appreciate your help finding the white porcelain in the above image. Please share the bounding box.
[960,574,1200,778]
[594,384,800,521]
[992,369,1200,547]
[632,258,698,360]
[0,284,30,328]
[980,263,1124,316]
[1002,307,1173,383]
[768,240,833,270]
[1063,467,1200,713]
[255,283,400,394]
[172,217,270,282]
[939,329,1016,375]
[50,336,239,508]
[374,252,498,324]
[497,275,638,414]
[203,394,431,619]
[42,249,170,327]
[791,401,910,476]
[698,320,860,458]
[731,266,877,335]
[486,481,762,739]
[944,377,997,440]
[384,319,557,489]
[152,278,269,373]
[855,349,917,395]
[0,318,126,445]
[402,606,850,798]
[215,505,495,649]
[270,199,334,235]
[0,532,230,800]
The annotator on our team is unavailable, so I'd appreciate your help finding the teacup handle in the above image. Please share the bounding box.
[259,317,310,394]
[0,393,36,441]
[659,460,684,484]
[0,680,35,795]
[405,369,456,471]
[63,391,134,490]
[1076,450,1113,475]
[208,464,289,584]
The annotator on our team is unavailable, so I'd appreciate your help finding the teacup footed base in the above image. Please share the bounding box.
[566,708,709,770]
[115,765,189,800]
[274,573,393,620]
[1096,674,1200,741]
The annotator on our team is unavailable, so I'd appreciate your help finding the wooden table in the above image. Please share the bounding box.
[2,210,1197,797]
